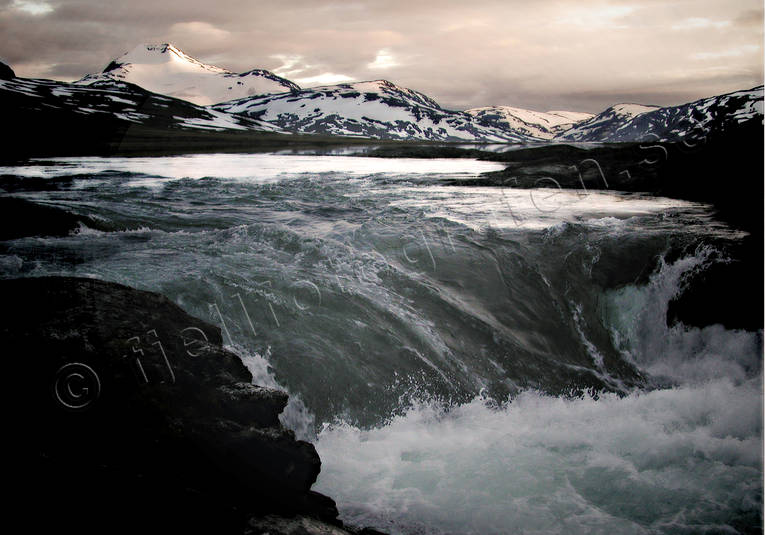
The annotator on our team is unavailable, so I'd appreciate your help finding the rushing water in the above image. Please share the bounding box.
[0,153,761,534]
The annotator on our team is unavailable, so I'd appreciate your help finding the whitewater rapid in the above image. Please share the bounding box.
[0,153,760,534]
[313,251,762,535]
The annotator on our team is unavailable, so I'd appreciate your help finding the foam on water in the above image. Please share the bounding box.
[314,249,763,534]
[315,380,761,535]
[382,184,721,233]
[601,248,762,385]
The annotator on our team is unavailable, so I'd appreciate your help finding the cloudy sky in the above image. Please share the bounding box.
[0,0,762,112]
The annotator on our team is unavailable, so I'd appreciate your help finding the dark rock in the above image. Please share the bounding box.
[667,234,763,331]
[0,174,77,192]
[103,60,122,73]
[5,276,339,533]
[0,60,14,79]
[0,195,105,240]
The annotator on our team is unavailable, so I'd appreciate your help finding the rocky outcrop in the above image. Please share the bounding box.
[0,196,103,239]
[4,276,349,533]
[0,60,14,79]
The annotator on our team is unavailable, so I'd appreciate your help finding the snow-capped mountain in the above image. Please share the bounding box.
[213,80,538,142]
[1,75,283,133]
[556,87,763,142]
[4,42,763,149]
[555,103,660,141]
[558,87,763,142]
[76,44,299,106]
[466,106,593,139]
[71,44,761,145]
[71,44,585,141]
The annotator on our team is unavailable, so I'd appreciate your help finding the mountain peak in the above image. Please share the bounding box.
[345,79,443,109]
[147,43,182,57]
[78,43,298,105]
[134,43,180,54]
[111,43,227,73]
[0,60,15,80]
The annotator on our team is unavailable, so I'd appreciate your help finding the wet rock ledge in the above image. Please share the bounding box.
[4,276,382,535]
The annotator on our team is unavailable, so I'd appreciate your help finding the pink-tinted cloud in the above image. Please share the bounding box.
[0,0,761,112]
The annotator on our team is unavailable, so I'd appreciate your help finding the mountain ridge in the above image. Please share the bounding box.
[1,74,284,133]
[4,43,763,145]
[465,106,594,139]
[213,79,541,142]
[557,86,763,142]
[76,43,299,106]
[75,44,592,140]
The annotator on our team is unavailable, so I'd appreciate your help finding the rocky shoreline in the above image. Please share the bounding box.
[5,275,384,534]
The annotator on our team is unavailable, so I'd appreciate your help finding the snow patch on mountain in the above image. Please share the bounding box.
[76,44,299,106]
[557,87,763,142]
[466,106,593,139]
[608,103,660,117]
[214,80,538,142]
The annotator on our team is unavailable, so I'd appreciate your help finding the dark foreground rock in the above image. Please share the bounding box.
[3,276,366,534]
